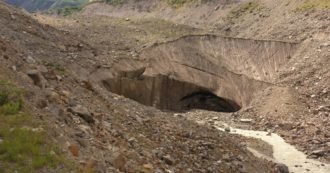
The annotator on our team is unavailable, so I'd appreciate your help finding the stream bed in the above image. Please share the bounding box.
[217,127,330,173]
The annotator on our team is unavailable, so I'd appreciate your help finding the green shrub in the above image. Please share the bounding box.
[57,6,82,16]
[0,93,8,106]
[0,80,23,115]
[104,0,124,5]
[0,100,22,115]
[0,80,74,172]
[0,127,65,172]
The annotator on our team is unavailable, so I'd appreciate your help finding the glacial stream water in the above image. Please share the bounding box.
[217,127,330,173]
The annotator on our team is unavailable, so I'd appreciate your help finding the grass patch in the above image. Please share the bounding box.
[57,6,83,16]
[44,62,66,74]
[0,80,23,115]
[166,0,211,8]
[167,0,188,7]
[104,0,124,5]
[0,80,74,172]
[295,0,330,12]
[229,1,262,19]
[104,0,210,7]
[0,127,65,172]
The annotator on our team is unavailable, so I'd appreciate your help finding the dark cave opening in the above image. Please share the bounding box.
[102,74,241,113]
[179,91,241,112]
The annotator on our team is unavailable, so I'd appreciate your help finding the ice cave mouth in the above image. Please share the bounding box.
[93,35,299,113]
[102,74,241,112]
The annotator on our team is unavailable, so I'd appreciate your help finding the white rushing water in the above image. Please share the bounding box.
[217,127,330,173]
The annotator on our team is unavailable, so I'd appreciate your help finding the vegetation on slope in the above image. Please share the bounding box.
[55,6,82,16]
[167,0,191,7]
[4,0,93,12]
[0,80,72,173]
[295,0,330,12]
[228,1,262,19]
[104,0,212,7]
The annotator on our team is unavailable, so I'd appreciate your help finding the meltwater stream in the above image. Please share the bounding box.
[217,127,330,173]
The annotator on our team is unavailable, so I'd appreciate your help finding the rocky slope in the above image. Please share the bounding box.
[0,1,277,173]
[80,0,330,162]
[1,0,329,172]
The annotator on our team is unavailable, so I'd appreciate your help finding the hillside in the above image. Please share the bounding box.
[0,1,275,172]
[81,0,330,162]
[3,0,93,11]
[1,0,330,172]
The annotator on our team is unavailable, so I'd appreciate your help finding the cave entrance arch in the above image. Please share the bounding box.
[179,91,241,112]
[102,74,241,113]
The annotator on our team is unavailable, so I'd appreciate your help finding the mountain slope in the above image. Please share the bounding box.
[0,1,275,172]
[3,0,92,11]
[80,0,330,162]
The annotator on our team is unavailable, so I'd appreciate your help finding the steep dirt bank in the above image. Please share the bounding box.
[0,2,276,172]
